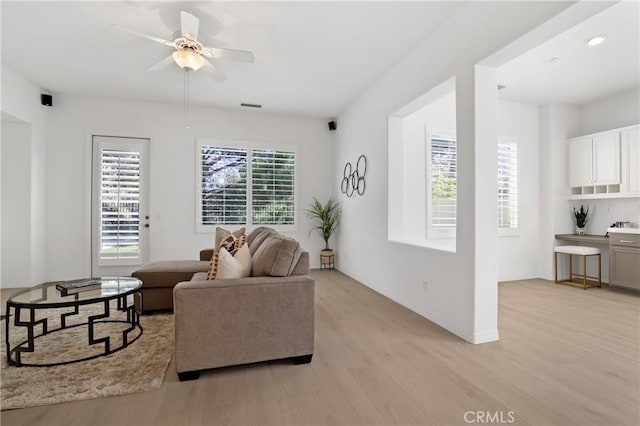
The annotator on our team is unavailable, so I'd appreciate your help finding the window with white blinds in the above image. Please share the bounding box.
[498,141,518,229]
[251,149,295,225]
[425,134,518,237]
[200,147,248,225]
[428,133,457,233]
[99,149,141,259]
[197,142,296,230]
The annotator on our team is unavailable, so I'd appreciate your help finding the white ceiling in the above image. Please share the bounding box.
[497,1,640,106]
[1,1,464,119]
[3,2,637,119]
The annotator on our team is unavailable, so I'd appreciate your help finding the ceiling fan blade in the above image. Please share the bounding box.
[111,24,174,47]
[180,11,200,40]
[202,59,226,82]
[202,46,255,63]
[147,55,175,71]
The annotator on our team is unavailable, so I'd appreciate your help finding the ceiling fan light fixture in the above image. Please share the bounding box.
[172,49,205,71]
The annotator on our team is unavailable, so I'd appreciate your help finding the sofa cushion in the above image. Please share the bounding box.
[191,272,208,281]
[247,227,278,256]
[246,226,276,246]
[251,234,303,277]
[207,244,252,280]
[132,260,210,288]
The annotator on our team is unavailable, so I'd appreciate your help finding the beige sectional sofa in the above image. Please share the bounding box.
[131,259,209,312]
[167,227,315,381]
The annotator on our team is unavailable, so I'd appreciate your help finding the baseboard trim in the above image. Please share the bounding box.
[471,329,499,344]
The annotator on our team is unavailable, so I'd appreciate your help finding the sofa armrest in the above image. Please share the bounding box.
[199,249,214,261]
[173,275,315,374]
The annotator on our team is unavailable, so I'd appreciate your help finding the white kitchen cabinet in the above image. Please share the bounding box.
[568,128,626,199]
[592,132,620,184]
[568,136,592,187]
[621,125,639,195]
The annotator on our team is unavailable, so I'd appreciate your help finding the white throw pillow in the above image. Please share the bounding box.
[215,244,252,279]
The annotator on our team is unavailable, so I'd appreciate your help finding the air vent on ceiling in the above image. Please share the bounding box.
[241,103,262,108]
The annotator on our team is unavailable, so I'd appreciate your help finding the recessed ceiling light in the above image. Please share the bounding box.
[585,34,607,47]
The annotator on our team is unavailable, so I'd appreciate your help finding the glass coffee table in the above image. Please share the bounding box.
[5,277,142,367]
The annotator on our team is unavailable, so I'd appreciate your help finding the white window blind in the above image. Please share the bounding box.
[200,146,248,225]
[251,149,295,225]
[430,134,457,230]
[99,149,141,259]
[498,142,518,229]
[198,143,295,229]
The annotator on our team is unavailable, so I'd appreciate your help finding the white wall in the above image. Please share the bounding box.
[0,64,49,288]
[497,100,540,281]
[45,95,334,280]
[401,90,456,245]
[1,121,31,285]
[401,94,540,281]
[582,198,640,235]
[576,88,640,137]
[539,104,580,280]
[334,2,573,343]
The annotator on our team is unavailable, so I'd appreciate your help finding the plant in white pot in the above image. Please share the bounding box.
[572,205,589,235]
[306,197,341,267]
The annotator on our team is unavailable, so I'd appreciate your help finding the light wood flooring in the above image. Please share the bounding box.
[1,271,639,426]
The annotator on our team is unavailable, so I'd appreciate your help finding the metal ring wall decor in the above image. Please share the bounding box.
[341,154,367,197]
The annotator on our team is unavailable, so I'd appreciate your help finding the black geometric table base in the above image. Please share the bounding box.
[5,291,143,367]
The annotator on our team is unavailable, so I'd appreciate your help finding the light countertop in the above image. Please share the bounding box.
[607,227,640,234]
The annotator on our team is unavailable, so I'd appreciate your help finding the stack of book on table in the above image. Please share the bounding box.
[56,279,102,296]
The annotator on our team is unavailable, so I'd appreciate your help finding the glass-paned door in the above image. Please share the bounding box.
[92,136,149,277]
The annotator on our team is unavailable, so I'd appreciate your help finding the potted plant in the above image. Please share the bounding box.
[572,205,589,235]
[306,197,341,267]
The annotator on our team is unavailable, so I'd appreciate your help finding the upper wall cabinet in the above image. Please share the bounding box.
[569,125,638,199]
[621,126,639,196]
[592,132,620,184]
[568,136,593,187]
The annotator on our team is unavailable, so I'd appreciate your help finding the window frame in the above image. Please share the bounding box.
[425,126,457,239]
[195,138,298,233]
[497,137,519,237]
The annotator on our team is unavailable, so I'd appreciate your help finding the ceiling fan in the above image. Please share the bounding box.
[113,11,255,82]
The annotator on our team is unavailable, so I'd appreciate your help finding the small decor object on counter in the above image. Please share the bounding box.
[572,205,589,235]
